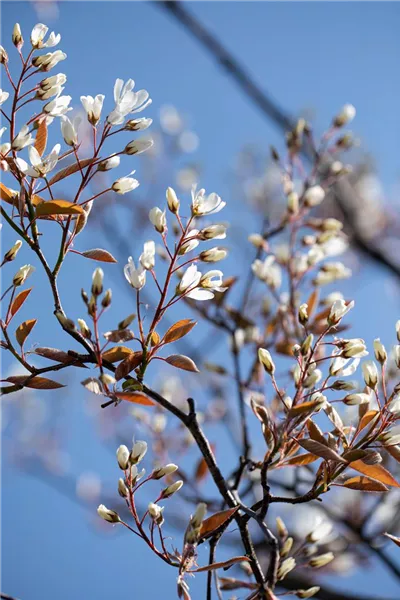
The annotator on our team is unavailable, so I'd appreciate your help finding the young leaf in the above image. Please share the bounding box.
[102,346,133,363]
[165,354,199,373]
[113,392,154,406]
[358,410,380,433]
[200,507,239,540]
[115,351,143,381]
[191,556,250,573]
[35,346,83,365]
[349,459,400,488]
[81,249,118,263]
[162,319,197,344]
[298,439,347,463]
[47,158,94,186]
[307,419,327,445]
[4,375,65,389]
[281,453,319,467]
[15,319,37,347]
[36,200,84,217]
[342,476,388,492]
[0,182,17,205]
[10,288,32,318]
[288,400,322,418]
[34,120,48,156]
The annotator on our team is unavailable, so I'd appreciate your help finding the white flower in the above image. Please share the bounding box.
[344,393,371,406]
[0,127,10,156]
[31,23,60,49]
[60,115,80,146]
[124,257,146,290]
[374,338,387,364]
[32,50,67,71]
[12,24,23,47]
[107,78,152,125]
[307,519,333,543]
[3,240,22,262]
[166,187,180,213]
[148,502,164,526]
[258,348,275,375]
[43,94,72,117]
[149,207,166,233]
[36,84,64,101]
[11,125,35,150]
[0,89,9,106]
[98,155,120,171]
[309,552,334,568]
[362,360,379,389]
[152,464,178,479]
[13,264,35,286]
[179,229,199,255]
[130,440,147,464]
[328,299,354,326]
[199,247,227,262]
[91,268,104,296]
[334,104,356,127]
[388,394,400,416]
[116,445,130,470]
[112,172,139,194]
[178,264,215,301]
[125,117,153,131]
[278,557,296,580]
[200,269,225,291]
[124,138,154,155]
[16,144,60,178]
[330,356,360,378]
[80,94,105,126]
[199,223,227,240]
[97,504,120,523]
[304,185,325,207]
[40,73,66,91]
[139,240,155,270]
[341,338,368,358]
[191,185,226,216]
[252,256,282,289]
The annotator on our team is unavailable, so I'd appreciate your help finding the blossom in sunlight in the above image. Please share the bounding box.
[304,185,325,207]
[148,503,164,526]
[116,445,130,470]
[373,338,387,364]
[327,299,354,326]
[149,207,167,233]
[11,124,35,150]
[43,94,72,117]
[124,138,154,155]
[258,348,275,375]
[166,186,180,213]
[124,257,146,290]
[125,117,153,132]
[32,50,67,71]
[3,240,22,263]
[191,185,226,216]
[139,240,156,270]
[60,115,80,146]
[160,480,183,499]
[12,24,23,48]
[97,504,120,524]
[199,223,227,240]
[98,155,120,171]
[333,104,356,127]
[130,440,148,464]
[252,256,282,290]
[179,265,224,300]
[344,392,371,406]
[107,78,152,126]
[80,94,105,126]
[179,229,200,255]
[13,264,35,287]
[199,247,227,263]
[341,338,368,358]
[0,89,9,106]
[30,23,61,49]
[16,144,60,178]
[112,172,139,194]
[362,360,379,389]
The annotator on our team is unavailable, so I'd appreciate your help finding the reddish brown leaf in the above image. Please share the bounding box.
[307,419,326,445]
[47,158,94,186]
[113,392,155,406]
[298,439,347,463]
[342,476,388,492]
[0,182,17,205]
[15,319,37,347]
[192,556,250,573]
[81,248,118,263]
[288,400,322,419]
[35,347,85,367]
[36,200,84,217]
[115,351,143,381]
[150,331,160,346]
[104,329,135,343]
[4,375,65,389]
[306,288,320,317]
[163,319,197,344]
[358,410,380,433]
[165,354,199,373]
[34,120,48,156]
[350,460,400,488]
[281,453,319,467]
[218,578,258,591]
[102,346,133,363]
[10,288,32,318]
[200,507,239,540]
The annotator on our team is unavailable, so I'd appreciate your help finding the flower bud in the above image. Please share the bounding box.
[277,557,296,580]
[116,445,130,470]
[331,379,356,391]
[125,117,153,131]
[362,360,378,389]
[149,207,166,233]
[280,537,293,558]
[0,45,8,64]
[248,233,264,248]
[98,155,120,171]
[297,587,321,599]
[190,502,207,529]
[102,289,112,308]
[298,303,308,326]
[166,187,180,213]
[373,338,387,364]
[198,224,227,240]
[91,268,104,296]
[118,313,136,330]
[160,480,183,499]
[124,138,153,155]
[130,440,147,465]
[77,318,91,338]
[152,463,178,480]
[276,517,288,539]
[3,240,22,263]
[199,247,227,263]
[13,264,34,286]
[148,502,164,526]
[55,311,75,331]
[12,24,23,48]
[344,393,370,406]
[97,504,120,523]
[309,552,334,568]
[333,104,356,127]
[258,348,275,375]
[303,185,325,208]
[328,299,354,326]
[301,334,313,356]
[118,478,128,498]
[287,191,299,214]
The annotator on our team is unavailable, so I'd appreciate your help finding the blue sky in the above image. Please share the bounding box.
[2,2,400,599]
